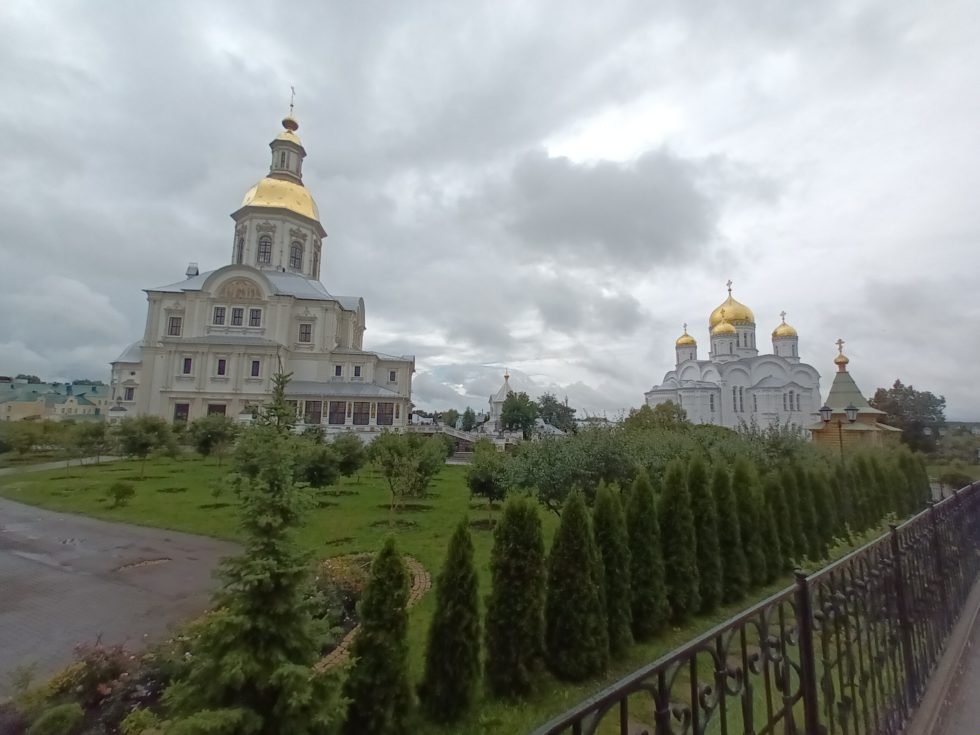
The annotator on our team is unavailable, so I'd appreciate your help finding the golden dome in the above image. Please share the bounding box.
[709,282,754,328]
[834,338,849,371]
[241,177,320,222]
[676,324,697,347]
[772,312,798,338]
[711,311,737,336]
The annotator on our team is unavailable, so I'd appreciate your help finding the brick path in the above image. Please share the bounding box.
[318,556,431,670]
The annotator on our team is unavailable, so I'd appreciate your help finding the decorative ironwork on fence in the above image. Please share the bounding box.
[531,482,980,735]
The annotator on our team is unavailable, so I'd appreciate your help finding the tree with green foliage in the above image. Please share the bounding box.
[870,379,946,453]
[107,481,135,508]
[484,496,546,698]
[688,455,722,613]
[441,408,460,429]
[626,471,668,640]
[256,370,297,432]
[466,439,509,517]
[331,432,367,480]
[537,392,577,433]
[794,466,821,562]
[187,414,238,464]
[418,519,480,723]
[711,465,749,603]
[297,441,341,489]
[26,703,84,735]
[660,459,700,620]
[461,406,477,432]
[545,490,608,681]
[8,422,41,456]
[809,469,836,555]
[163,424,341,734]
[501,391,538,439]
[756,477,783,584]
[592,483,632,654]
[779,466,806,560]
[72,421,113,464]
[114,416,174,478]
[343,537,412,735]
[623,401,689,432]
[732,459,767,587]
[761,473,790,577]
[370,432,446,511]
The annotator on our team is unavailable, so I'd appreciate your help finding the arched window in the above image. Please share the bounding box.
[289,242,303,270]
[732,387,738,412]
[796,393,801,412]
[279,151,287,168]
[235,237,244,264]
[739,387,745,413]
[257,236,272,264]
[789,390,795,411]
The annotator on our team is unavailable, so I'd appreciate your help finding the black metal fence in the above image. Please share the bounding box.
[531,482,980,735]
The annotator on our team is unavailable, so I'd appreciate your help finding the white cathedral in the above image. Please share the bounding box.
[110,113,414,432]
[644,283,821,431]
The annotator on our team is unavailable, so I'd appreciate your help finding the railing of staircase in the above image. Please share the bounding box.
[530,481,980,735]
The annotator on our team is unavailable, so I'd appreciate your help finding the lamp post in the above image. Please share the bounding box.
[820,403,859,458]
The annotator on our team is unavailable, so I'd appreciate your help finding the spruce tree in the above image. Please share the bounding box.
[485,496,546,698]
[627,471,668,640]
[545,490,609,680]
[764,471,793,574]
[593,483,633,654]
[342,537,411,735]
[732,458,767,588]
[794,465,821,562]
[712,464,749,603]
[834,461,854,540]
[688,455,722,614]
[808,469,834,560]
[418,519,480,723]
[758,474,784,583]
[163,425,341,735]
[780,467,806,561]
[659,459,699,620]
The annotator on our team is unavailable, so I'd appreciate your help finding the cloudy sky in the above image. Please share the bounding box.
[1,0,978,418]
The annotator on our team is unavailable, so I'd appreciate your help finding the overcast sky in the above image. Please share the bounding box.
[1,0,978,419]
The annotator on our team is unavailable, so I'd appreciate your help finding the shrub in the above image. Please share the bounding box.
[419,519,481,722]
[120,707,161,735]
[688,455,721,614]
[315,553,373,625]
[660,459,700,621]
[485,496,546,698]
[298,441,341,488]
[49,642,131,708]
[331,432,366,479]
[545,490,608,681]
[592,483,632,654]
[107,481,135,508]
[27,703,84,735]
[627,471,668,640]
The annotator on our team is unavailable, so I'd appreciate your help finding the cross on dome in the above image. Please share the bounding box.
[682,323,688,333]
[289,85,296,116]
[726,279,733,294]
[836,338,845,354]
[780,310,787,322]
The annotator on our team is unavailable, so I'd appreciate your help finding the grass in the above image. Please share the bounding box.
[0,455,888,735]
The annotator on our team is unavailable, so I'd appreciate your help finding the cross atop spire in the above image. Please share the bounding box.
[836,337,845,354]
[289,85,296,116]
[780,310,787,323]
[726,279,733,295]
[682,322,688,333]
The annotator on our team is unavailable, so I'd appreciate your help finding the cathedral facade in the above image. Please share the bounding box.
[110,115,414,432]
[644,284,821,431]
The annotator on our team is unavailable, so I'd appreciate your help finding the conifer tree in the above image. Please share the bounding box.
[764,471,793,573]
[712,465,748,603]
[807,469,835,560]
[688,455,722,614]
[833,461,854,539]
[758,474,784,583]
[593,483,633,654]
[545,490,609,680]
[660,459,700,620]
[732,458,767,587]
[780,467,806,561]
[418,519,481,723]
[485,496,546,698]
[627,471,668,640]
[850,457,871,532]
[343,537,412,735]
[163,425,341,735]
[794,465,821,561]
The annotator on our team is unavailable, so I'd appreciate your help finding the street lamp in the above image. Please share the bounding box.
[820,403,859,458]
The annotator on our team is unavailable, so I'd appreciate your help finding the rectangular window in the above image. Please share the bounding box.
[352,401,370,425]
[182,357,192,374]
[733,387,738,412]
[783,394,788,411]
[167,316,182,336]
[353,365,362,378]
[753,395,758,412]
[217,359,227,376]
[207,404,226,416]
[231,308,244,326]
[334,364,342,377]
[328,401,346,425]
[298,323,312,342]
[249,308,261,327]
[303,400,323,425]
[395,404,400,419]
[213,307,225,325]
[709,394,715,412]
[250,360,260,377]
[377,402,394,426]
[173,403,189,423]
[124,387,135,401]
[388,369,397,383]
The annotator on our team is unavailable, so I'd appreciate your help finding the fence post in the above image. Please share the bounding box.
[889,524,918,708]
[926,501,951,628]
[794,571,822,735]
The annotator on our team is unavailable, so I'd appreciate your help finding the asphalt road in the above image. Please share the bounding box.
[0,498,237,698]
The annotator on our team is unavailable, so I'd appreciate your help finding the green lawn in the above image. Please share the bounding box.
[0,455,860,734]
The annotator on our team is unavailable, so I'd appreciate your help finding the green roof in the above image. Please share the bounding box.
[824,369,884,415]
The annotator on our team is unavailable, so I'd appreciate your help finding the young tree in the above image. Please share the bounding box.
[712,465,749,603]
[501,392,538,439]
[760,473,789,578]
[163,424,341,734]
[732,458,767,588]
[869,379,946,453]
[73,421,112,464]
[627,471,668,640]
[331,432,367,480]
[660,459,700,621]
[370,432,446,511]
[779,466,806,560]
[537,393,577,433]
[466,439,508,518]
[688,455,722,614]
[297,441,341,489]
[484,496,546,698]
[440,408,460,429]
[794,465,821,562]
[461,406,477,432]
[545,490,608,681]
[343,537,412,735]
[592,483,632,654]
[256,370,297,433]
[114,416,173,477]
[187,414,239,464]
[809,469,836,557]
[622,401,689,432]
[418,520,480,723]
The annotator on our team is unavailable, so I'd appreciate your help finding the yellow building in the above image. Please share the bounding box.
[811,340,900,452]
[0,381,110,422]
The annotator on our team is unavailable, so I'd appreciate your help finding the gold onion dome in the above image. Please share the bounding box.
[241,177,320,221]
[676,324,696,347]
[709,282,755,328]
[834,338,850,370]
[711,311,737,336]
[276,115,303,145]
[772,312,798,338]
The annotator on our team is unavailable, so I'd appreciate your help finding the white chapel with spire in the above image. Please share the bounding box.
[644,282,822,431]
[110,110,415,431]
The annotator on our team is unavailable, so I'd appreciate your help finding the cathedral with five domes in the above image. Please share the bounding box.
[109,114,415,431]
[644,283,822,431]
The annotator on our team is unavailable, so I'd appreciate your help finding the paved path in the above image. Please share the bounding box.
[0,456,120,477]
[0,498,237,698]
[936,602,980,735]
